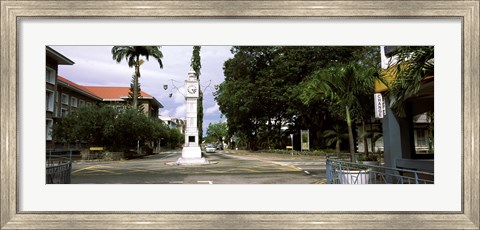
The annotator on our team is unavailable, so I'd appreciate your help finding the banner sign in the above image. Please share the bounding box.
[374,93,385,119]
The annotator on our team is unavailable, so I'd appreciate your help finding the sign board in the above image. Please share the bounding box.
[374,93,385,119]
[300,130,309,151]
[89,147,104,151]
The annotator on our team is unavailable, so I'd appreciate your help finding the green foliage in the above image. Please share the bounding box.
[52,106,182,152]
[111,46,164,108]
[191,46,201,79]
[216,46,377,151]
[358,154,379,162]
[381,46,434,117]
[167,128,183,149]
[190,46,204,142]
[323,124,348,154]
[205,122,228,144]
[299,53,379,161]
[128,74,145,112]
[52,105,116,145]
[111,108,152,151]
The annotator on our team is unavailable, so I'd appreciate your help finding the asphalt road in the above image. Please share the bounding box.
[71,149,327,184]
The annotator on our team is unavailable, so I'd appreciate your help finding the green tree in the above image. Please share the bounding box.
[216,46,367,150]
[381,46,434,116]
[128,74,145,112]
[167,128,184,149]
[206,122,228,144]
[52,105,117,146]
[111,108,153,151]
[111,46,164,109]
[323,124,348,157]
[300,62,376,161]
[190,46,203,142]
[215,46,373,149]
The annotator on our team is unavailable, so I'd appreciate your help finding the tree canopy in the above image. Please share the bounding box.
[52,105,181,152]
[205,122,228,144]
[215,46,379,151]
[111,46,164,109]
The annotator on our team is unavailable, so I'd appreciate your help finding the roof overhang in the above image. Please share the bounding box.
[46,47,75,65]
[58,81,102,100]
[375,63,434,93]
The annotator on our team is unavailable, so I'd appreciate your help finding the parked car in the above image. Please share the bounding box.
[217,144,223,150]
[205,144,216,153]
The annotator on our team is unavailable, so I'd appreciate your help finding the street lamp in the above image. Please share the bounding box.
[289,134,294,156]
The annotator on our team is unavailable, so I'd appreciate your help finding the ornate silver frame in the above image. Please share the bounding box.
[1,1,478,229]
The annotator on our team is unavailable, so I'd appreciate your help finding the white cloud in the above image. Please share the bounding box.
[205,104,219,115]
[173,104,186,119]
[172,86,186,104]
[52,45,233,128]
[160,109,171,116]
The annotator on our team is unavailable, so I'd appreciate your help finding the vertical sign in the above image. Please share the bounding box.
[374,93,384,119]
[301,130,309,151]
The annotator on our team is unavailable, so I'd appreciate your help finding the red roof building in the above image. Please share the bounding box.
[56,75,163,118]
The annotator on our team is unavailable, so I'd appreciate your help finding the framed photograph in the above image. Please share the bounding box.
[1,0,478,229]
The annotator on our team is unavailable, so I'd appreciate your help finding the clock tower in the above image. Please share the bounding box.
[176,69,208,165]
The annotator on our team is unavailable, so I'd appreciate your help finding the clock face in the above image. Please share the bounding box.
[187,84,197,95]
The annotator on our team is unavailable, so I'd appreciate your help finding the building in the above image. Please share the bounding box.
[159,115,186,134]
[84,86,162,118]
[374,46,434,172]
[56,76,163,118]
[356,113,433,154]
[46,46,164,153]
[46,47,74,149]
[56,76,102,117]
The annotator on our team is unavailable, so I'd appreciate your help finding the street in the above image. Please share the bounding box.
[71,149,327,184]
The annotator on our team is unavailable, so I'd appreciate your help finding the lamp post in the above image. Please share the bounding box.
[290,134,294,156]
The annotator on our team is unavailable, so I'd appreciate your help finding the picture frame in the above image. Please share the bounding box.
[1,0,478,229]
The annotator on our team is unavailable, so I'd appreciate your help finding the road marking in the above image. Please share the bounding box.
[169,181,184,184]
[72,165,97,174]
[197,181,213,184]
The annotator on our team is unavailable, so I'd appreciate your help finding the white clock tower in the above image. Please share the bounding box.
[176,70,208,165]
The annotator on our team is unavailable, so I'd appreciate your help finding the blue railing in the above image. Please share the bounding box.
[326,158,434,184]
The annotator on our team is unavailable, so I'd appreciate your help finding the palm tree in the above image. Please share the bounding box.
[111,46,164,109]
[300,63,375,161]
[381,46,434,116]
[323,124,348,158]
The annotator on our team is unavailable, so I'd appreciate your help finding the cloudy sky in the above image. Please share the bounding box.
[51,46,234,133]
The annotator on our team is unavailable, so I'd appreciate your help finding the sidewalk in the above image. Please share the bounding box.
[223,149,327,161]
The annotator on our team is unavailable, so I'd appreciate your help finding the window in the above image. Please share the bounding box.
[46,67,56,85]
[79,100,85,107]
[61,108,68,117]
[416,129,427,147]
[71,97,78,107]
[61,93,69,105]
[46,119,53,140]
[46,90,54,112]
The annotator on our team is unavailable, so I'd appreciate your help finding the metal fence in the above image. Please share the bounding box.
[326,159,434,184]
[46,157,72,184]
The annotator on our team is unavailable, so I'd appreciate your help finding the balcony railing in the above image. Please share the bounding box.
[326,158,434,184]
